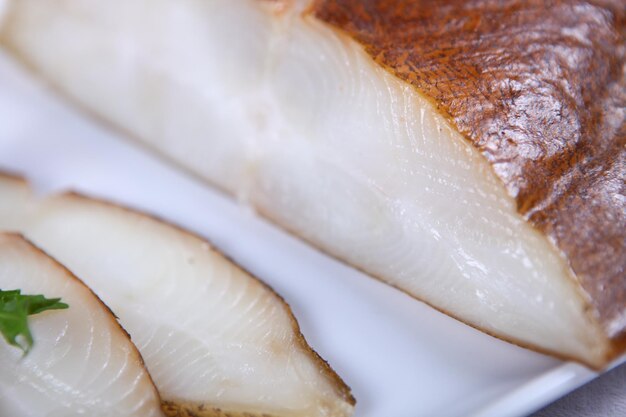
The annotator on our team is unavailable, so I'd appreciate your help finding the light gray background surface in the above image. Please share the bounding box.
[532,364,625,417]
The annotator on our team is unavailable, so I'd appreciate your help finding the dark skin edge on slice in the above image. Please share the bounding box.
[0,172,355,417]
[312,0,626,350]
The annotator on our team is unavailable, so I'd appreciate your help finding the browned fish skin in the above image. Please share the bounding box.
[313,0,626,341]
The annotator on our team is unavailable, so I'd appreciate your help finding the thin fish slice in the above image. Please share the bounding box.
[0,232,163,417]
[0,0,621,368]
[0,175,355,417]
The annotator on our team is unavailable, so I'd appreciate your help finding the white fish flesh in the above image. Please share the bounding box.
[0,0,623,368]
[0,232,163,417]
[0,174,354,417]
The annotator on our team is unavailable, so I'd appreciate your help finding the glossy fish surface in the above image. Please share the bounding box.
[0,0,623,368]
[0,176,355,417]
[0,233,163,417]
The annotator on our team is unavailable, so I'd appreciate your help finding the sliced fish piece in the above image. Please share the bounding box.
[0,232,163,417]
[0,175,355,417]
[0,0,623,368]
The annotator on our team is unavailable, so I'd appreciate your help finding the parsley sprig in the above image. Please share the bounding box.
[0,289,69,355]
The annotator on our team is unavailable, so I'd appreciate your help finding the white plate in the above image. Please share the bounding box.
[0,50,622,417]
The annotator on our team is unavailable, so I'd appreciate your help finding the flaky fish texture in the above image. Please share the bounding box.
[0,175,354,417]
[0,0,623,368]
[0,232,163,417]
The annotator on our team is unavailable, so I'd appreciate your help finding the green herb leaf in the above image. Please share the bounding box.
[0,289,69,355]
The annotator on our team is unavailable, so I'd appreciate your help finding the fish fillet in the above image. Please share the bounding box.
[0,232,163,417]
[0,175,354,417]
[0,0,624,368]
